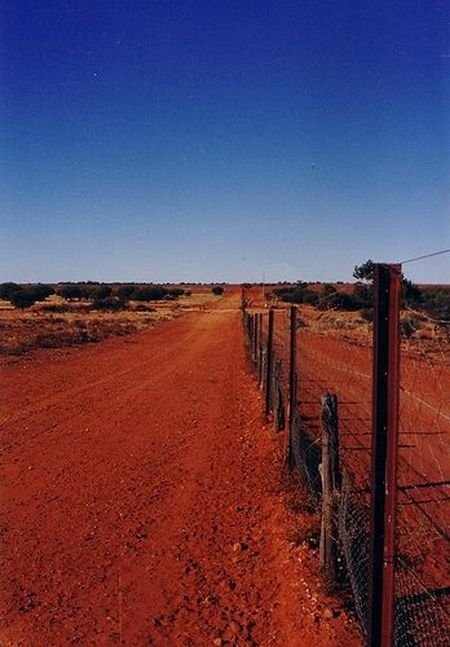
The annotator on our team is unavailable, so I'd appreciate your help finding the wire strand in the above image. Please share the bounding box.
[400,249,450,264]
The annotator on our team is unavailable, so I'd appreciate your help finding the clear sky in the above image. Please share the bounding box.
[1,1,449,283]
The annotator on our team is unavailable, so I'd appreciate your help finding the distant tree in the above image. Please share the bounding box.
[403,279,423,304]
[32,284,55,301]
[212,286,224,295]
[92,296,126,311]
[353,259,374,282]
[168,288,185,298]
[115,285,135,300]
[131,286,168,301]
[0,282,20,300]
[353,258,425,311]
[91,285,112,299]
[57,285,83,300]
[10,289,37,309]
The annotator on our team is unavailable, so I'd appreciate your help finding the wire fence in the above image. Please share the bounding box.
[241,266,449,647]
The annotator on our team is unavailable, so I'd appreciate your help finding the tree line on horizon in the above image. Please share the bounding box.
[0,282,227,310]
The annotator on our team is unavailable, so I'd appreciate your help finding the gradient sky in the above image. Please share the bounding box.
[1,1,449,283]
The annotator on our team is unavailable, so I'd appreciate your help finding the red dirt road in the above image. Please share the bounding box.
[0,293,360,646]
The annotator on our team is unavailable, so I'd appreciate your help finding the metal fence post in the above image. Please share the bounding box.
[369,263,401,647]
[265,308,275,417]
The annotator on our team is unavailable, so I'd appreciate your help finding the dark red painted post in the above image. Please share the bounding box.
[369,263,401,647]
[287,305,297,469]
[265,308,275,417]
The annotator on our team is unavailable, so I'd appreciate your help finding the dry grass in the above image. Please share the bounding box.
[0,291,217,357]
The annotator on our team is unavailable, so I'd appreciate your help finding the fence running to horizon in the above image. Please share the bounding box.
[241,266,449,647]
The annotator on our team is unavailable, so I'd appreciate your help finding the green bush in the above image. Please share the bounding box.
[92,296,126,311]
[115,285,136,300]
[57,285,83,300]
[400,317,423,338]
[32,284,55,301]
[0,282,21,300]
[168,288,185,298]
[131,286,168,301]
[91,285,112,300]
[212,286,224,295]
[10,289,38,309]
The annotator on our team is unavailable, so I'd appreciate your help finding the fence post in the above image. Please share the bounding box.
[320,392,341,582]
[258,313,264,383]
[252,313,258,363]
[273,359,285,432]
[286,306,297,469]
[265,309,275,417]
[368,263,401,647]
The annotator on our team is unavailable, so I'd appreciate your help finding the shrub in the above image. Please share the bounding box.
[91,285,112,300]
[57,285,83,300]
[303,292,320,305]
[131,286,168,301]
[400,317,423,338]
[317,292,364,312]
[32,284,55,301]
[322,283,337,296]
[360,308,374,322]
[115,285,136,300]
[168,288,185,298]
[212,286,224,295]
[10,289,38,309]
[0,282,21,300]
[92,296,126,311]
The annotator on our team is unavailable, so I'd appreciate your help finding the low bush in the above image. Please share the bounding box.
[400,317,423,338]
[0,282,20,300]
[91,297,127,311]
[131,286,168,301]
[10,289,38,309]
[57,285,83,300]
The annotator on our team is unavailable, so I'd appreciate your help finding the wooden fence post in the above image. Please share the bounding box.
[320,392,341,582]
[265,308,275,417]
[286,306,297,469]
[256,313,264,388]
[273,359,286,432]
[252,314,258,363]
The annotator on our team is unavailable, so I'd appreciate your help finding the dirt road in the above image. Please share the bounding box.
[0,293,360,646]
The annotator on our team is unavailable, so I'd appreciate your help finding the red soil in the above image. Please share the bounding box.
[0,293,361,646]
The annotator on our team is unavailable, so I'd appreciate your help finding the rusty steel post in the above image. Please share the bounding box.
[265,308,275,417]
[369,263,401,647]
[287,305,297,469]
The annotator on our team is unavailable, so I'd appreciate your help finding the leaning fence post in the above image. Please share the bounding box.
[368,263,401,647]
[320,392,341,582]
[265,309,275,417]
[286,306,297,469]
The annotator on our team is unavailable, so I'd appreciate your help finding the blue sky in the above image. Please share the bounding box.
[1,1,449,283]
